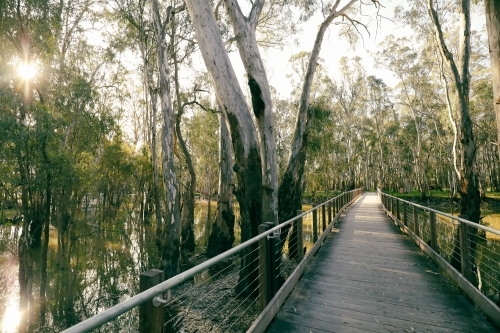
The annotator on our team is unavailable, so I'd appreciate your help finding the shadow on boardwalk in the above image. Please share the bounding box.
[268,193,499,333]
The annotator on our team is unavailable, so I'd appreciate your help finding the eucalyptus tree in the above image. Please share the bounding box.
[151,0,187,277]
[168,7,198,253]
[427,0,480,222]
[375,36,440,197]
[207,110,236,257]
[485,0,500,159]
[331,56,366,190]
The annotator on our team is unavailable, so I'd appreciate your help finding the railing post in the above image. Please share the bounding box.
[139,269,164,333]
[322,204,327,232]
[402,202,407,226]
[458,215,474,283]
[265,222,278,297]
[396,199,400,221]
[297,210,304,261]
[328,202,332,225]
[413,205,419,237]
[313,207,318,243]
[258,223,272,310]
[429,211,437,251]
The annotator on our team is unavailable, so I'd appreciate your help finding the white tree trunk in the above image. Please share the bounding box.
[485,0,500,159]
[152,1,180,278]
[223,0,278,225]
[184,0,262,295]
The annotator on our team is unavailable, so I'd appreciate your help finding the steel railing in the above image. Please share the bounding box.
[62,188,364,333]
[378,189,500,327]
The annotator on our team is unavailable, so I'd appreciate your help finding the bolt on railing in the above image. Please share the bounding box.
[378,189,500,327]
[62,188,364,333]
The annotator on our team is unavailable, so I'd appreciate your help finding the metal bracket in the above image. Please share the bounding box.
[152,289,171,307]
[267,229,281,239]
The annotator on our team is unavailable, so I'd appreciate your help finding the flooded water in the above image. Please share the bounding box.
[1,201,496,332]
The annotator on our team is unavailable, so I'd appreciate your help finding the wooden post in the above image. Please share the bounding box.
[139,269,164,333]
[402,202,407,226]
[297,210,304,261]
[322,204,327,231]
[265,222,278,297]
[396,199,400,221]
[313,207,318,243]
[258,224,271,310]
[458,215,474,283]
[328,202,332,225]
[429,211,437,251]
[413,205,419,237]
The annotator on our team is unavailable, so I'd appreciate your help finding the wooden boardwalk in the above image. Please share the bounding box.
[268,193,498,333]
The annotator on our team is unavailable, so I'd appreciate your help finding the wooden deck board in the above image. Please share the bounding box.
[267,193,499,332]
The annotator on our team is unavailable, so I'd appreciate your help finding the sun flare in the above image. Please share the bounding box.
[17,63,37,80]
[1,303,21,333]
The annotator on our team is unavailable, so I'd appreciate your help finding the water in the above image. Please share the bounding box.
[1,202,496,332]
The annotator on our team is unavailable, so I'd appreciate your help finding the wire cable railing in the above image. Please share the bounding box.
[378,189,500,328]
[62,188,364,333]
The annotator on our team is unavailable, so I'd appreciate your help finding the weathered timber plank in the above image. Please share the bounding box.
[266,193,498,333]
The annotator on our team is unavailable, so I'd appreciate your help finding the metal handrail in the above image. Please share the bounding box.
[377,189,500,236]
[62,188,363,333]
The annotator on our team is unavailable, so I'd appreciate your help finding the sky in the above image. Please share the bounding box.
[226,0,404,98]
[225,0,487,99]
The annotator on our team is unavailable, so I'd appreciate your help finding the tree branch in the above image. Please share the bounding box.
[249,0,265,28]
[427,0,462,94]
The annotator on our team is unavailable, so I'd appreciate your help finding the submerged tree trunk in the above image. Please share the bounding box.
[207,112,235,257]
[172,19,196,253]
[184,0,262,296]
[485,0,500,160]
[40,147,51,324]
[152,1,181,278]
[223,0,278,225]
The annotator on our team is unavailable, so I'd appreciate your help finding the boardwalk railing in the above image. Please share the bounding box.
[378,189,500,327]
[62,188,363,333]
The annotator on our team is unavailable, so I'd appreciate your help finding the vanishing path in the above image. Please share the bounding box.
[268,193,498,333]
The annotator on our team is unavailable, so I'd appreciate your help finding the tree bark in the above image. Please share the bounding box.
[207,111,235,257]
[428,0,480,223]
[278,0,357,225]
[223,0,278,225]
[184,0,262,296]
[152,1,181,278]
[485,0,500,159]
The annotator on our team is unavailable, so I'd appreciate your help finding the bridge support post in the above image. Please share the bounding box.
[402,202,407,226]
[429,211,437,251]
[413,205,419,237]
[258,223,272,310]
[265,222,279,297]
[328,202,332,225]
[458,215,474,283]
[313,207,318,243]
[139,269,164,333]
[297,210,304,261]
[322,204,326,232]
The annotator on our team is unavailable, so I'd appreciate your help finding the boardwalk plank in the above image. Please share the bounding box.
[268,193,499,332]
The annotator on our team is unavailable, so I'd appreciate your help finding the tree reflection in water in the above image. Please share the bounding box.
[2,204,497,332]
